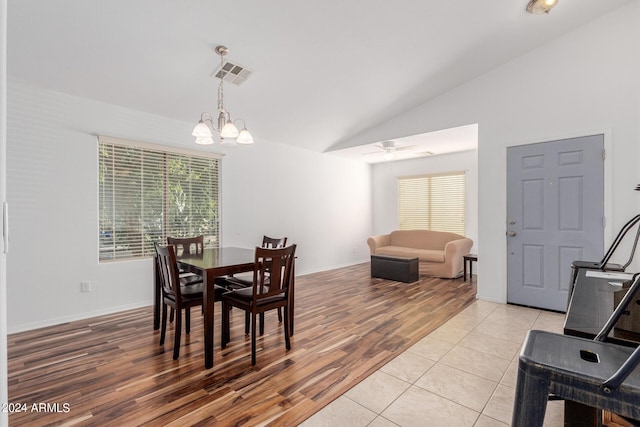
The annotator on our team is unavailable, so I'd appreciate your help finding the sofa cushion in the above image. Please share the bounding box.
[389,230,465,250]
[375,246,445,263]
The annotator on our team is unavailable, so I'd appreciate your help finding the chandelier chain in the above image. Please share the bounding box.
[217,51,224,114]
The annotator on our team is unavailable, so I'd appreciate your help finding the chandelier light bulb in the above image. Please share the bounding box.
[220,121,239,139]
[236,128,254,144]
[192,120,213,138]
[195,136,214,145]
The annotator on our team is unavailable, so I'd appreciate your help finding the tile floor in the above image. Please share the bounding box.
[300,299,566,427]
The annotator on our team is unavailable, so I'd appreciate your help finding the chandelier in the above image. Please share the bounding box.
[192,46,254,145]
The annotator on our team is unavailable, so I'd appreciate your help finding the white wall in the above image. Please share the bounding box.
[221,141,372,271]
[1,0,9,423]
[6,82,372,332]
[346,2,640,304]
[371,149,478,254]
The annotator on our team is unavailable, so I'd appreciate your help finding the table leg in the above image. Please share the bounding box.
[289,261,295,336]
[463,258,468,281]
[204,271,215,369]
[153,255,160,330]
[469,259,473,281]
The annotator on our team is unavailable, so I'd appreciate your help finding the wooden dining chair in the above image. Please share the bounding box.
[165,235,205,322]
[221,244,297,365]
[155,243,204,360]
[222,235,287,290]
[167,235,205,286]
[218,235,288,331]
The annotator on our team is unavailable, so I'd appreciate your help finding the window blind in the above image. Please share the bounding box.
[98,136,220,261]
[398,172,466,234]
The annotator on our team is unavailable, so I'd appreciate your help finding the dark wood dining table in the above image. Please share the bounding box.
[153,247,255,368]
[153,246,297,369]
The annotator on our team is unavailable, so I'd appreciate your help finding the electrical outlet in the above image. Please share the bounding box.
[80,281,92,293]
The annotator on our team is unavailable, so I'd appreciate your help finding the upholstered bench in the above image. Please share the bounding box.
[371,255,419,283]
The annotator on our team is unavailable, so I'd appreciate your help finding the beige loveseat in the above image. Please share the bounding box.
[367,230,473,278]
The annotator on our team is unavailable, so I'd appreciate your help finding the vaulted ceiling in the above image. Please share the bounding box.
[7,0,634,154]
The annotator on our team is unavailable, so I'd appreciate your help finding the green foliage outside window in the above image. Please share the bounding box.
[99,142,219,261]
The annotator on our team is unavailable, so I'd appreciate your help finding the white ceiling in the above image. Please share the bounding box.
[329,124,479,164]
[7,0,634,157]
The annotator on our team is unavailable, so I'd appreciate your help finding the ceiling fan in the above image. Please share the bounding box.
[363,141,417,160]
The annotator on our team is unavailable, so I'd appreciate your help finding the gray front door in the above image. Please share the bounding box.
[506,135,604,312]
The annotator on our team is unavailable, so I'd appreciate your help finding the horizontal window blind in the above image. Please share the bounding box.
[398,172,465,235]
[98,136,220,261]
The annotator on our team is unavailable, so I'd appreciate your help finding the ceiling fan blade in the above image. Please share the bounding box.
[414,150,435,157]
[394,145,417,151]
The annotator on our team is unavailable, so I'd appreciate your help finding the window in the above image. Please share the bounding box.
[98,136,220,261]
[398,172,466,234]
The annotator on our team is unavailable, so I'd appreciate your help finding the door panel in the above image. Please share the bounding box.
[507,135,604,312]
[522,179,543,229]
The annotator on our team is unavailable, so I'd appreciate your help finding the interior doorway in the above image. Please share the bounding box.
[506,135,605,312]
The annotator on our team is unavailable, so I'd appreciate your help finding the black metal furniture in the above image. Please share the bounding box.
[569,214,640,300]
[512,272,640,426]
[371,255,419,283]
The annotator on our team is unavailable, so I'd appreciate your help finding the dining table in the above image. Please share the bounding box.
[153,246,297,369]
[153,247,254,368]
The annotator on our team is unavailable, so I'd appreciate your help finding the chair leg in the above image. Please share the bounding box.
[169,308,174,323]
[277,307,282,322]
[221,302,229,348]
[245,312,250,335]
[259,313,265,336]
[251,312,257,366]
[185,307,191,334]
[173,308,181,360]
[160,303,168,346]
[511,363,549,427]
[283,307,291,350]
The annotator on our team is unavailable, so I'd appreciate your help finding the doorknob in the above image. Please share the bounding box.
[508,231,516,237]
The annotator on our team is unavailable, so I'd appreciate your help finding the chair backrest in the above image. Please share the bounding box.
[252,244,296,302]
[167,235,204,256]
[599,214,640,269]
[155,244,181,301]
[262,235,287,248]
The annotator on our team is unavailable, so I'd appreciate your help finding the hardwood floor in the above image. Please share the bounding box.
[8,263,477,426]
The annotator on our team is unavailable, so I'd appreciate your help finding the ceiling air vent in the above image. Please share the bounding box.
[212,60,253,86]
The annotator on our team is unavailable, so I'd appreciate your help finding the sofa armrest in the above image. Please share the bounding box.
[443,237,473,263]
[367,234,391,255]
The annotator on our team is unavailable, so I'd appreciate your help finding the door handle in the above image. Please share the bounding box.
[508,231,516,237]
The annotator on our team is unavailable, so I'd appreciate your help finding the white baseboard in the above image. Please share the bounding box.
[8,300,152,334]
[297,259,370,276]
